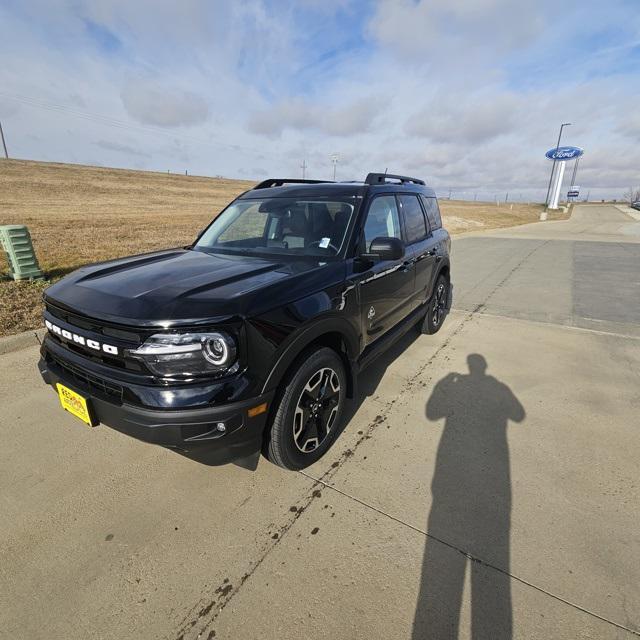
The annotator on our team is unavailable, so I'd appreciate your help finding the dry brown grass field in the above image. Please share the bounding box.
[0,159,561,336]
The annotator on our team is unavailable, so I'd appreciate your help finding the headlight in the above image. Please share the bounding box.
[128,332,237,377]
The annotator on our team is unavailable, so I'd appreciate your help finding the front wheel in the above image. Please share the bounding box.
[265,347,347,470]
[420,274,449,335]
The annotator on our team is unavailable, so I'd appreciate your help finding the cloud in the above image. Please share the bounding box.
[248,97,383,137]
[237,166,268,178]
[94,140,151,158]
[368,0,545,62]
[120,81,210,128]
[405,93,521,144]
[0,97,20,118]
[615,112,640,141]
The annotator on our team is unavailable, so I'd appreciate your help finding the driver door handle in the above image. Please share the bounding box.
[400,260,415,272]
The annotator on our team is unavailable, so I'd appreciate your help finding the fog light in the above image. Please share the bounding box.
[216,422,226,433]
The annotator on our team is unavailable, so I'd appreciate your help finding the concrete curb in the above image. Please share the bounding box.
[450,217,568,240]
[0,327,46,356]
[614,205,640,221]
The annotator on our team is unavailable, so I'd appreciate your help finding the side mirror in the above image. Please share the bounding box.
[363,236,405,261]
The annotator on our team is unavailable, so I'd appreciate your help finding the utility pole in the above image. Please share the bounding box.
[330,154,339,181]
[544,122,571,209]
[0,120,8,159]
[505,192,509,202]
[300,159,307,179]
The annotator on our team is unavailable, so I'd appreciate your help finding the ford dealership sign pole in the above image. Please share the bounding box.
[543,123,571,216]
[545,144,584,211]
[551,159,566,209]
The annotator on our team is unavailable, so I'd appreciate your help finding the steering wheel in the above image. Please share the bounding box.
[308,239,339,253]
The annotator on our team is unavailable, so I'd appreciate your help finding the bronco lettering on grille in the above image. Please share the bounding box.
[45,320,119,355]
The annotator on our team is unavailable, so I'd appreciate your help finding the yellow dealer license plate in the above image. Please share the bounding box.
[56,383,97,427]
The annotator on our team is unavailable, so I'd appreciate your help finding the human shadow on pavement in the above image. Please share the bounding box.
[413,354,525,640]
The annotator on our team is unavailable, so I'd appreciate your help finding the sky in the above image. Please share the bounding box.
[0,0,639,201]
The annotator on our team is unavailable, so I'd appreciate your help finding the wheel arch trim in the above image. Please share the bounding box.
[260,316,359,398]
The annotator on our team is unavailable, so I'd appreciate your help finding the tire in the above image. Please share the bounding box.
[420,274,449,335]
[265,347,347,470]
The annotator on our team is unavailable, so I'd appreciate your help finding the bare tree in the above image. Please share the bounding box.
[623,187,640,203]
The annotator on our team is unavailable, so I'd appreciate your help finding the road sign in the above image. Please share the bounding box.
[567,186,580,198]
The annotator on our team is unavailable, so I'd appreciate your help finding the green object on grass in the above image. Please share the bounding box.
[0,225,44,280]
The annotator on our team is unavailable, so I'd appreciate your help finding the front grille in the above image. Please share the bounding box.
[48,352,124,405]
[45,302,147,372]
[46,303,142,345]
[46,333,144,372]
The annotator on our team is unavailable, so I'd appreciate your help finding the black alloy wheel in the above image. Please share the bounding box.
[265,347,346,470]
[421,274,449,335]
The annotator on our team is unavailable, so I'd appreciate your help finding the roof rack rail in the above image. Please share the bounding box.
[365,173,425,186]
[253,178,333,189]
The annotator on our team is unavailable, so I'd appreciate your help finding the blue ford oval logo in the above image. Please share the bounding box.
[545,146,584,161]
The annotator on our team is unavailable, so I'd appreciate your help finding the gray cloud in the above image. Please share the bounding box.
[120,81,209,127]
[615,112,640,140]
[368,0,545,62]
[237,167,268,178]
[94,140,151,157]
[0,98,20,118]
[405,93,520,144]
[248,97,383,137]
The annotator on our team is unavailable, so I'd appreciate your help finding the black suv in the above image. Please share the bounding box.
[38,173,452,470]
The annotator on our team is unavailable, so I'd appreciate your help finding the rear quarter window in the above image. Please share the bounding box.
[421,196,442,230]
[398,194,428,244]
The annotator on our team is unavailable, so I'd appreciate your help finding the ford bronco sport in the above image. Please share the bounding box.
[38,173,452,470]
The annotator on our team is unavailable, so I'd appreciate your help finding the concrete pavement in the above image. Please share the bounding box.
[1,205,639,639]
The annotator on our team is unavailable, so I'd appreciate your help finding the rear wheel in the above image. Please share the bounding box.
[265,347,346,470]
[420,274,449,335]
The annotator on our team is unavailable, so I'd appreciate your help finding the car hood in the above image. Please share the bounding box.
[44,248,340,326]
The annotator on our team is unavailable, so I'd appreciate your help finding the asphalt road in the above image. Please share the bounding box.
[1,205,639,639]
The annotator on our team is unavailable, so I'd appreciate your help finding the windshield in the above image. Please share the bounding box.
[194,197,356,258]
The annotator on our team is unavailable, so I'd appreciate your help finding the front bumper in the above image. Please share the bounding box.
[38,345,274,466]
